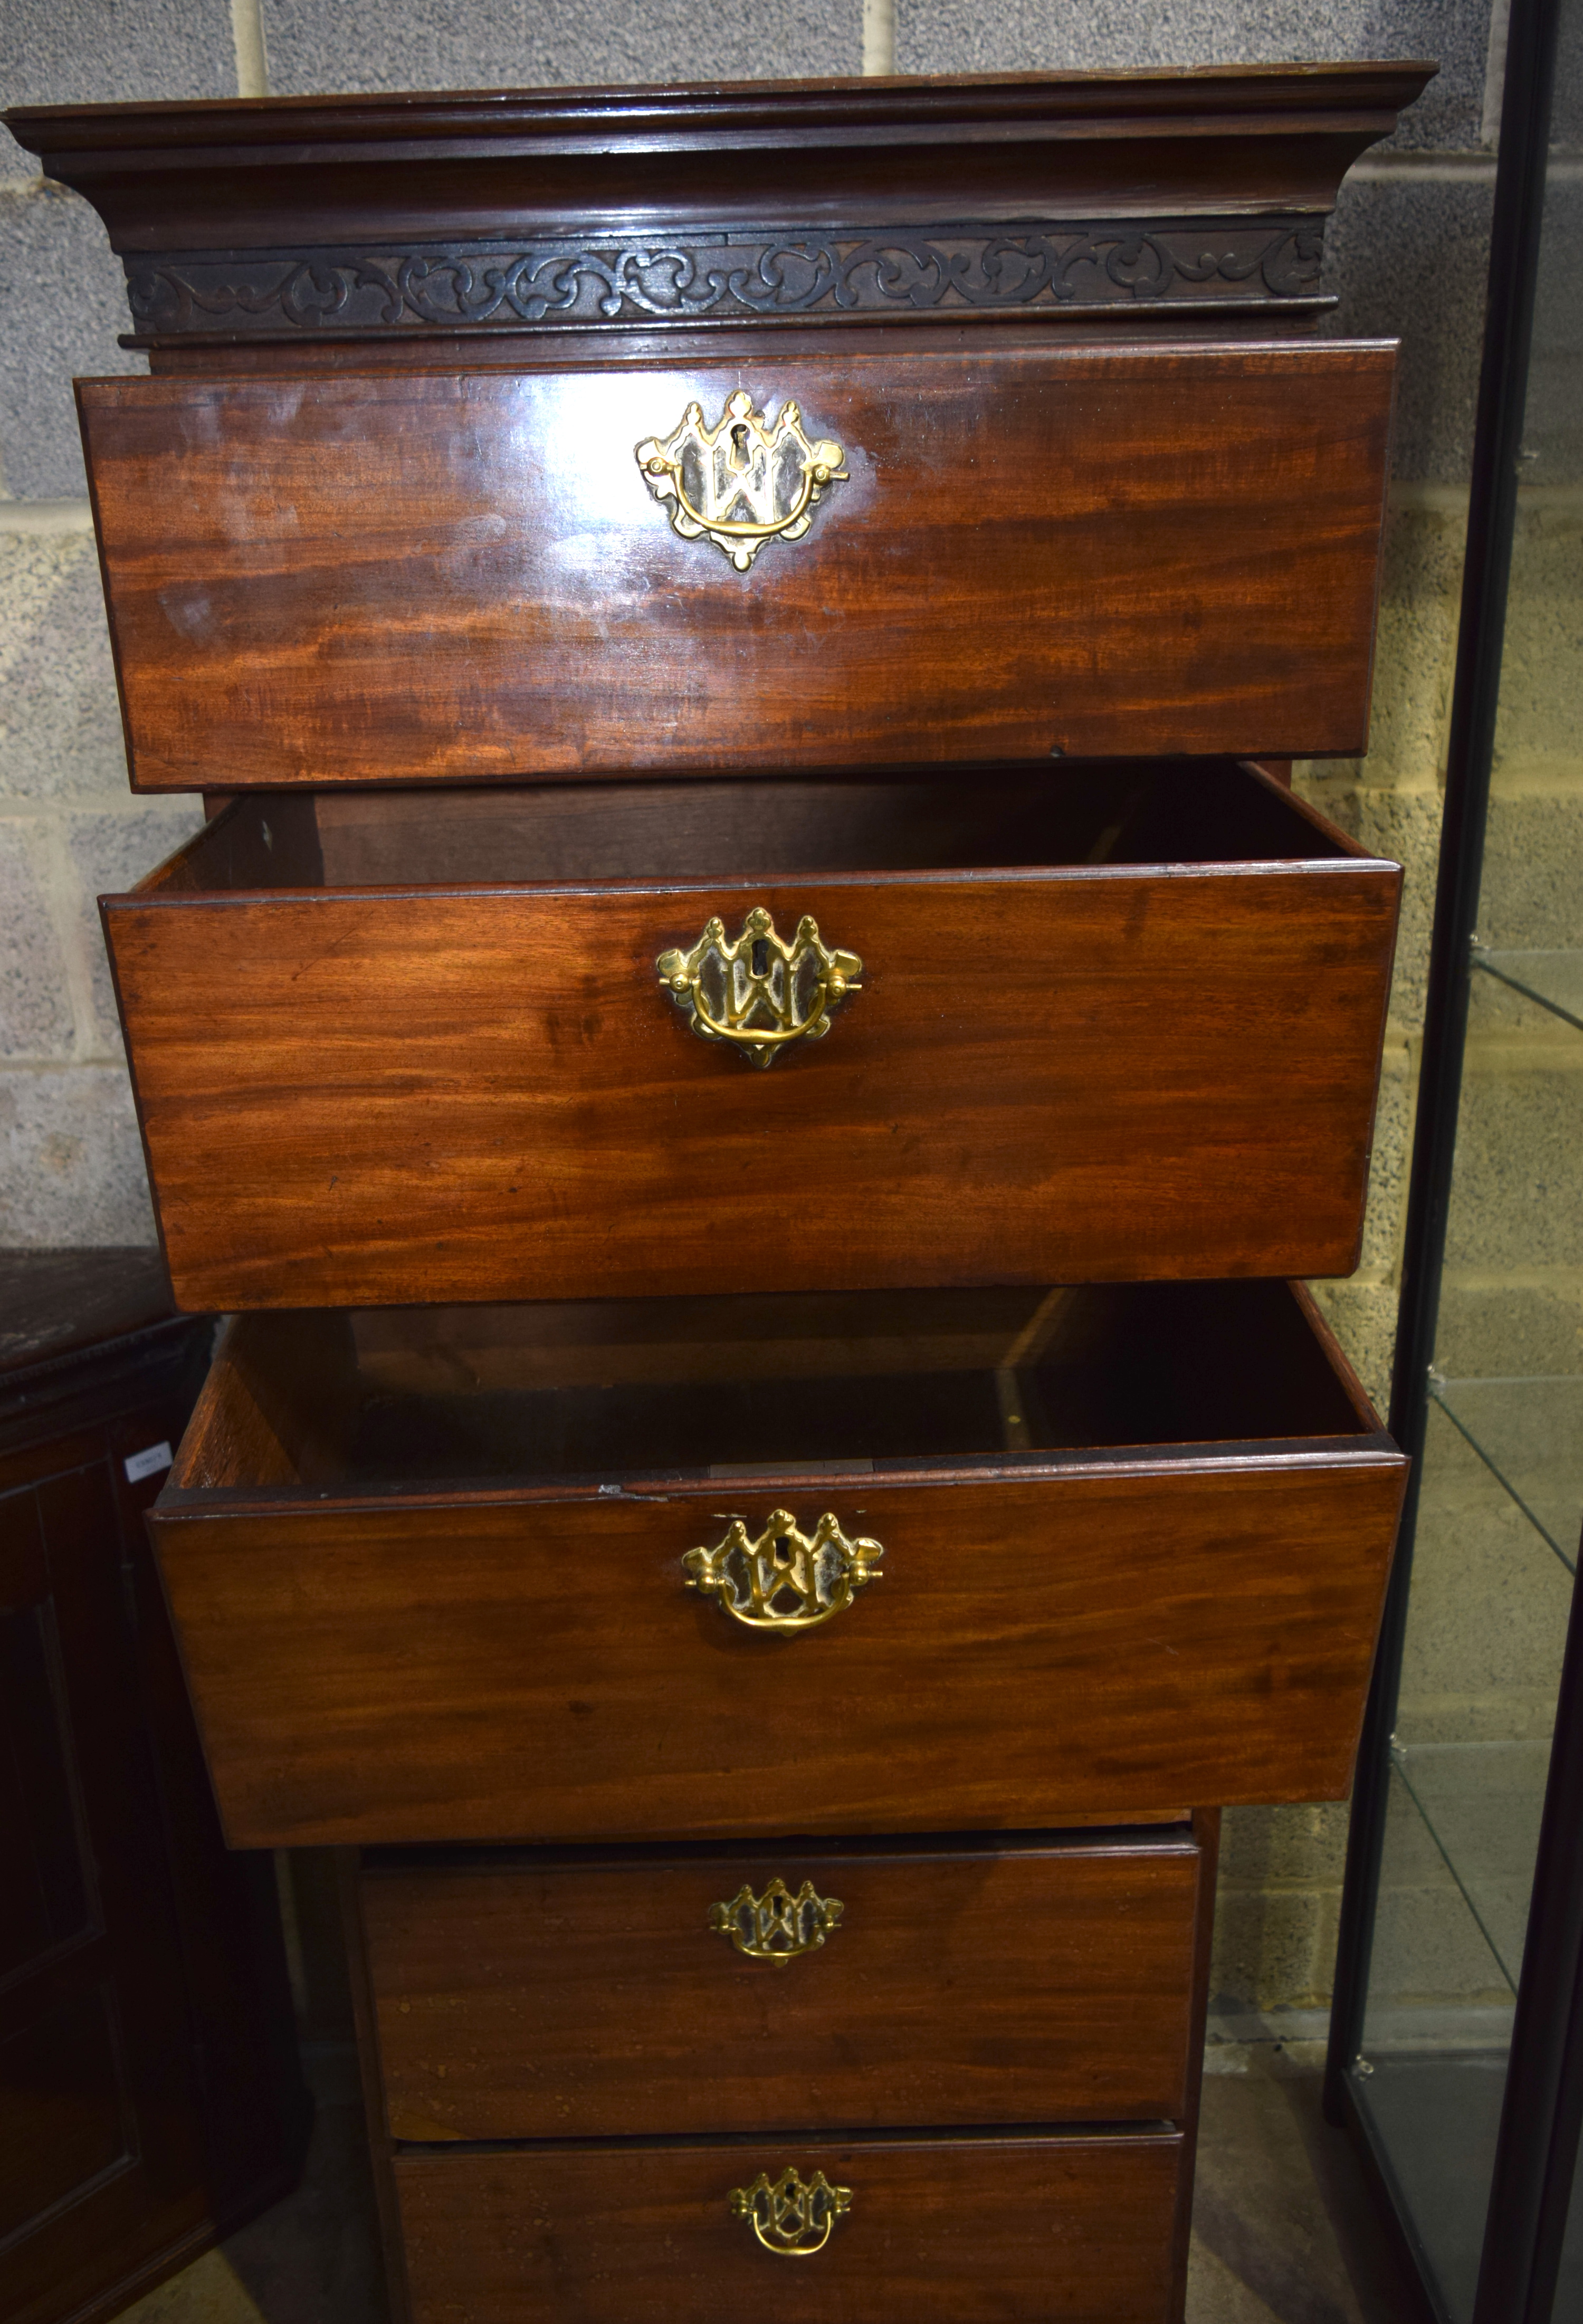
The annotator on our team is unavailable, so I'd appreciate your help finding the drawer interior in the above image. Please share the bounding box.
[173,1279,1380,1497]
[150,758,1359,896]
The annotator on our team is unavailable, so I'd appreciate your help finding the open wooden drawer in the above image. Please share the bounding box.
[104,760,1399,1311]
[149,1277,1406,1848]
[78,341,1395,788]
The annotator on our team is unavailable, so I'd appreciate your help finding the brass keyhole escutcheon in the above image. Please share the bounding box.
[728,2167,852,2256]
[683,1510,883,1632]
[656,906,862,1069]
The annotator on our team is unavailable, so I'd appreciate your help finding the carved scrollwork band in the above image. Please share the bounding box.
[122,217,1328,338]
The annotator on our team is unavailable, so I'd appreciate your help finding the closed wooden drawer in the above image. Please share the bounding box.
[78,341,1393,789]
[394,2130,1183,2324]
[104,762,1398,1311]
[363,1830,1202,2139]
[149,1278,1405,1848]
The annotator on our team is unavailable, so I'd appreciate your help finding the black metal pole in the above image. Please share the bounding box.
[1324,0,1563,2122]
[1473,1549,1583,2323]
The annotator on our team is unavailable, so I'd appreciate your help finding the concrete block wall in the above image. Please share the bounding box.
[0,0,234,1236]
[0,0,1523,2020]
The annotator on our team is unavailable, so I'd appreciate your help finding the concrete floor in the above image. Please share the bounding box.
[110,2041,1427,2324]
[1189,2044,1426,2322]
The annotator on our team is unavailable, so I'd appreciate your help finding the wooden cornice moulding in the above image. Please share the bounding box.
[4,64,1435,350]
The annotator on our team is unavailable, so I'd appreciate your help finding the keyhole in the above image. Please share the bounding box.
[752,939,770,976]
[729,422,751,471]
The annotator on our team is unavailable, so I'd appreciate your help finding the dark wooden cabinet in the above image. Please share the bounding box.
[0,1251,310,2324]
[5,59,1435,2324]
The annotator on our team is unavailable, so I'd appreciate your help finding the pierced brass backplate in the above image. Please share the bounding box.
[635,388,848,569]
[656,906,862,1068]
[729,2167,852,2257]
[683,1509,883,1632]
[709,1879,844,1964]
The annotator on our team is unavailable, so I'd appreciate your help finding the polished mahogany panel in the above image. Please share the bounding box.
[79,342,1394,788]
[147,1279,1405,1848]
[363,1832,1202,2138]
[394,2132,1183,2324]
[102,766,1399,1311]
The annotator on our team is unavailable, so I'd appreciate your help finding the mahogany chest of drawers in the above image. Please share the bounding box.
[7,57,1434,2324]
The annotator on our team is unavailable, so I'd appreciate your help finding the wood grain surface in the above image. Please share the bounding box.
[104,776,1399,1312]
[393,2131,1183,2324]
[362,1832,1201,2139]
[79,342,1394,786]
[149,1453,1405,1849]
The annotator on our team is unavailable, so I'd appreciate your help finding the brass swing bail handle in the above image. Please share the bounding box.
[683,1510,883,1632]
[656,905,862,1068]
[634,388,848,572]
[708,1879,844,1963]
[728,2168,852,2256]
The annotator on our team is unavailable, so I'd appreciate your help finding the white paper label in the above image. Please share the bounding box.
[124,1440,173,1484]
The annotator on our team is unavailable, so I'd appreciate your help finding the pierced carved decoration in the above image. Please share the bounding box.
[683,1510,883,1633]
[121,220,1328,339]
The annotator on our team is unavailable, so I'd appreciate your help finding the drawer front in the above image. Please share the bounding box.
[364,1836,1201,2139]
[394,2131,1183,2324]
[79,343,1394,788]
[107,860,1398,1311]
[151,1460,1403,1848]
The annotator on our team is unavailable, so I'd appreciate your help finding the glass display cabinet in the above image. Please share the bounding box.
[1327,0,1583,2318]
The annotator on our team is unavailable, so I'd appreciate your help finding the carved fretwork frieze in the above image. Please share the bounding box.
[123,218,1329,338]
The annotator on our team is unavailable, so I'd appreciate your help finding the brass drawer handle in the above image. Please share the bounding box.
[635,390,848,570]
[683,1510,882,1632]
[729,2167,852,2256]
[657,906,862,1069]
[709,1879,844,1964]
